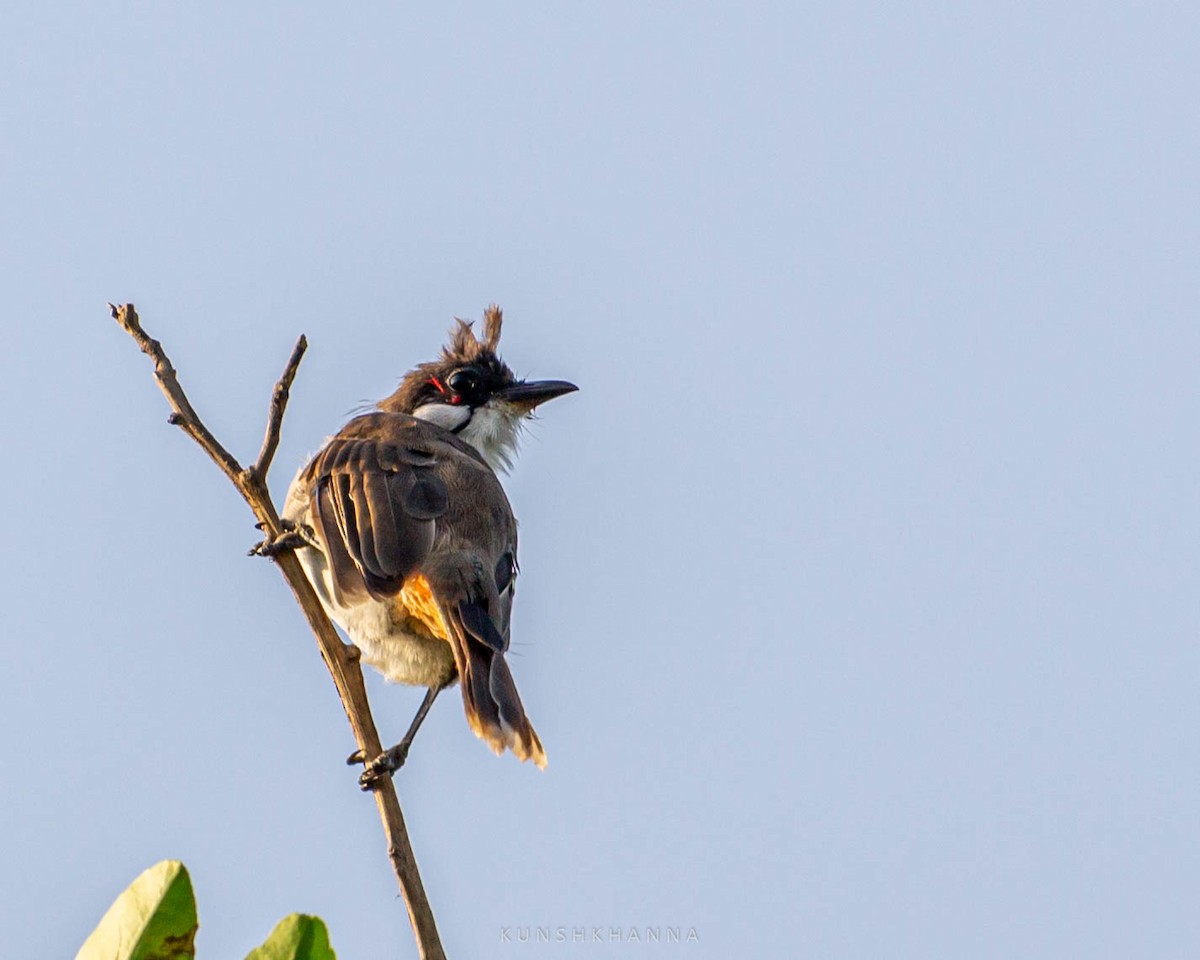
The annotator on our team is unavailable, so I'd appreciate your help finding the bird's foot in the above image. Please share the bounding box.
[348,742,411,791]
[249,520,310,557]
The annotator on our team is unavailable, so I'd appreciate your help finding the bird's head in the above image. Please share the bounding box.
[379,305,577,472]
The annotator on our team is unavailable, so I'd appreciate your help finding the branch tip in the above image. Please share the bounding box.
[252,333,309,479]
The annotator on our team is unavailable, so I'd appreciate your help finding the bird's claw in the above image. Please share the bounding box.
[248,523,309,557]
[350,743,411,791]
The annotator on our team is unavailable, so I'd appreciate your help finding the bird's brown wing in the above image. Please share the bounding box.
[301,415,453,604]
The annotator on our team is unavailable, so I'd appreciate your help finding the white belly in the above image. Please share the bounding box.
[294,542,456,688]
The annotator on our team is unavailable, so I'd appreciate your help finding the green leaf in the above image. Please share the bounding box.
[77,860,198,960]
[244,915,336,960]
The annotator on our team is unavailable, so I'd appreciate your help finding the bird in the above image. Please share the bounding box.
[281,306,576,785]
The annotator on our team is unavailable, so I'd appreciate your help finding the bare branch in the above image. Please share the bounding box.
[108,303,243,481]
[251,334,307,481]
[109,303,447,960]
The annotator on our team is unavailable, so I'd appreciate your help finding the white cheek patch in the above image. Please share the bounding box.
[458,403,523,472]
[412,402,472,432]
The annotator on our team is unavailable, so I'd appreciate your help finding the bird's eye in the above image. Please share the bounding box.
[447,370,482,401]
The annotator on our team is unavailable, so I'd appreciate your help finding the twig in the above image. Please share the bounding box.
[108,302,243,480]
[252,334,307,481]
[109,303,447,960]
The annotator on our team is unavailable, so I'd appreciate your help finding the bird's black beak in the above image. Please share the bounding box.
[495,379,578,411]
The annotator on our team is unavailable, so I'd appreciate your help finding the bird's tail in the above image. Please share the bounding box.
[443,599,547,768]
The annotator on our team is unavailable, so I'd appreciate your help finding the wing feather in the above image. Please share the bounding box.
[301,421,452,602]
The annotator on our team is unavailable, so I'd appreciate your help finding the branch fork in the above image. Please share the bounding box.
[109,303,446,960]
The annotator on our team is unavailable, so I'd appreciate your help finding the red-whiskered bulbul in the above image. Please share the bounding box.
[282,306,576,785]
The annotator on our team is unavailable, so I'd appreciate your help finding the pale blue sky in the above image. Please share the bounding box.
[3,3,1198,958]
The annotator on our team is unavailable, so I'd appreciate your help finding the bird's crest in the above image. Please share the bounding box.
[444,305,503,363]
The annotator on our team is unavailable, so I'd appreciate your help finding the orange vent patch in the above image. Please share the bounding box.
[390,575,448,641]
